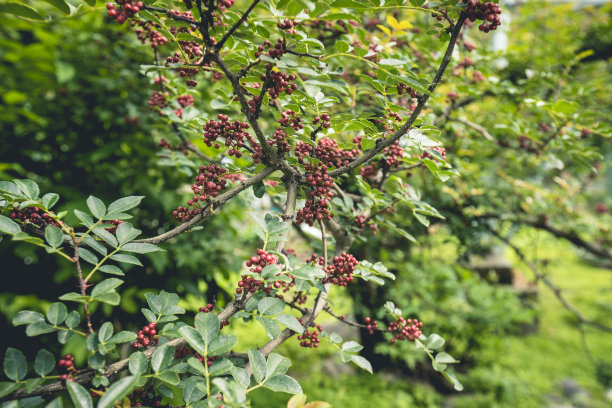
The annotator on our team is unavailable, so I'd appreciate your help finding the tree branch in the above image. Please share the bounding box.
[216,0,262,50]
[328,14,467,178]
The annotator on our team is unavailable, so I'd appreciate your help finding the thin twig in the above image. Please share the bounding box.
[72,237,93,334]
[216,0,262,50]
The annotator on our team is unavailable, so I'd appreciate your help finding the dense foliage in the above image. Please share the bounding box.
[0,0,610,407]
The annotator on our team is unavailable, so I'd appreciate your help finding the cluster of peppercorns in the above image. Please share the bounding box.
[132,322,158,348]
[203,114,252,158]
[294,138,356,169]
[297,325,322,348]
[278,110,303,131]
[217,0,235,10]
[387,317,423,344]
[277,18,299,34]
[105,219,124,234]
[58,354,75,383]
[165,51,199,87]
[463,40,477,52]
[463,0,502,32]
[148,90,168,112]
[295,163,335,226]
[364,317,379,335]
[264,67,298,99]
[173,164,228,222]
[360,163,378,184]
[446,91,459,103]
[258,38,287,59]
[9,206,61,229]
[130,19,168,48]
[268,128,291,154]
[324,252,359,286]
[595,203,608,214]
[353,215,379,235]
[177,94,194,108]
[471,70,485,83]
[129,388,161,407]
[313,113,331,129]
[382,142,404,168]
[106,0,142,24]
[236,249,281,294]
[199,303,214,313]
[421,146,447,161]
[397,83,419,98]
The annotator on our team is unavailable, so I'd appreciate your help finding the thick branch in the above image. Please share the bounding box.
[328,14,467,178]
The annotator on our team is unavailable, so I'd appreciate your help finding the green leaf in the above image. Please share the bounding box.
[12,310,45,326]
[335,40,350,53]
[42,193,59,209]
[109,253,142,265]
[379,58,406,66]
[195,312,219,345]
[274,314,304,333]
[44,225,64,248]
[426,334,445,350]
[107,196,143,215]
[86,196,106,219]
[78,247,99,265]
[0,215,21,235]
[253,181,265,198]
[129,352,148,375]
[435,352,459,364]
[115,222,141,245]
[263,375,302,394]
[3,348,27,381]
[34,349,55,377]
[156,370,179,385]
[256,315,281,339]
[151,346,174,373]
[47,302,67,325]
[98,322,114,343]
[91,278,123,298]
[120,242,162,253]
[209,359,234,376]
[341,341,363,353]
[67,380,93,408]
[14,179,39,199]
[265,353,291,379]
[26,321,56,336]
[350,355,373,373]
[178,326,206,356]
[108,331,137,344]
[203,333,237,356]
[97,375,140,408]
[74,210,94,227]
[64,311,80,328]
[41,0,70,13]
[99,265,124,276]
[83,0,96,6]
[258,297,285,316]
[0,382,20,398]
[59,292,89,303]
[248,349,267,383]
[443,370,464,391]
[183,376,206,404]
[92,227,118,247]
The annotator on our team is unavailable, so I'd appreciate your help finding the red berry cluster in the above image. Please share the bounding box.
[105,219,124,234]
[178,94,194,108]
[173,164,228,222]
[360,163,378,184]
[446,91,459,103]
[324,253,358,286]
[264,67,298,99]
[268,128,291,154]
[199,303,214,313]
[471,70,485,83]
[58,354,75,383]
[397,83,419,98]
[463,40,477,52]
[166,52,199,87]
[463,0,502,32]
[354,215,379,235]
[106,1,143,24]
[255,38,287,59]
[129,388,161,408]
[387,317,423,344]
[278,110,303,131]
[297,323,323,348]
[595,203,608,214]
[421,146,447,161]
[364,317,379,335]
[148,91,167,112]
[312,138,358,169]
[312,113,331,129]
[382,142,403,167]
[9,206,61,229]
[132,322,158,348]
[203,114,252,158]
[236,249,281,294]
[217,0,235,10]
[130,20,168,48]
[295,163,334,226]
[277,18,299,34]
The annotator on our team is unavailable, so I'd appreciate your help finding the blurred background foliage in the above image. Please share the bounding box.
[1,0,611,407]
